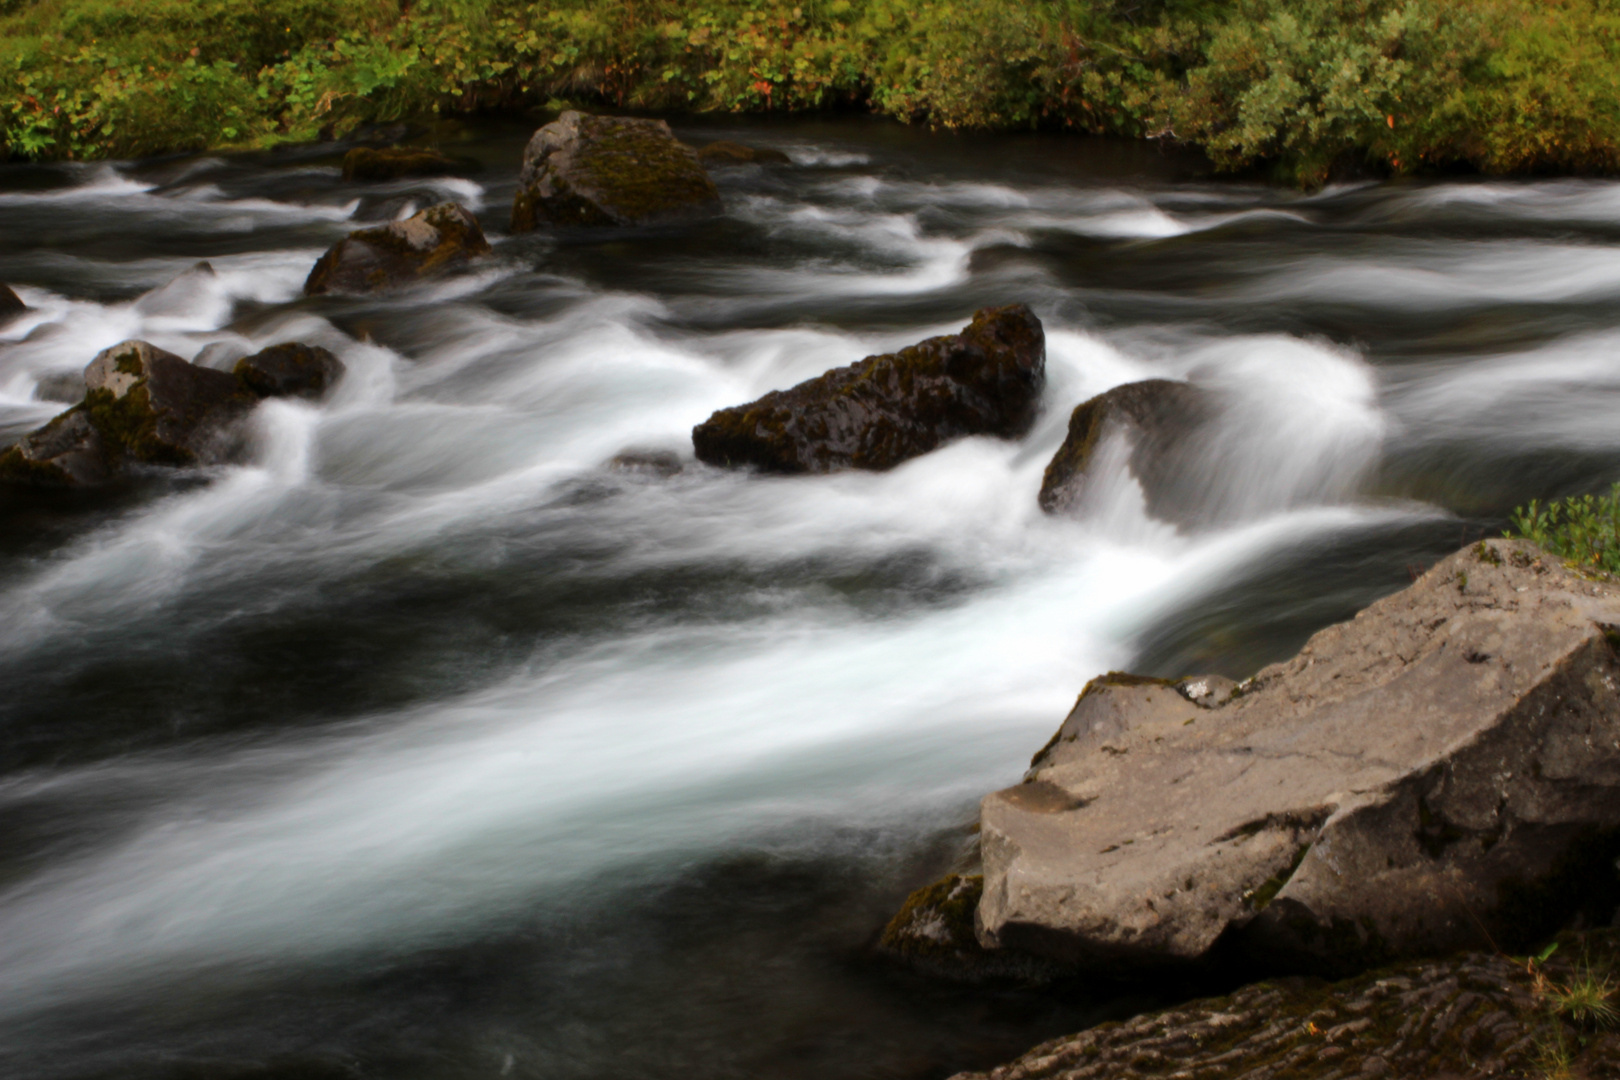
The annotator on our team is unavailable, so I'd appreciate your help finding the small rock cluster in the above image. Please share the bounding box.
[0,339,344,487]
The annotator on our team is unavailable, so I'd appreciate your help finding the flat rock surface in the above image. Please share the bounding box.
[952,931,1620,1080]
[692,303,1046,473]
[981,540,1620,973]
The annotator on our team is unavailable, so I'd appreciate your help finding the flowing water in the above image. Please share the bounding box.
[1,115,1618,1080]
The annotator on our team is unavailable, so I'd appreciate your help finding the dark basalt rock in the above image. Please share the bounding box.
[0,409,110,487]
[235,343,345,401]
[341,147,463,183]
[511,111,721,231]
[1038,378,1212,517]
[303,202,492,295]
[81,339,249,466]
[0,284,26,323]
[952,930,1620,1080]
[692,304,1046,474]
[697,140,792,166]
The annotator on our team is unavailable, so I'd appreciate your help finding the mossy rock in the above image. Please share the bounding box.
[697,140,792,166]
[955,928,1620,1080]
[511,111,721,231]
[0,283,25,323]
[234,342,345,401]
[878,874,1059,983]
[340,146,463,183]
[692,303,1046,474]
[0,407,109,487]
[1038,378,1211,517]
[303,202,492,295]
[81,339,249,467]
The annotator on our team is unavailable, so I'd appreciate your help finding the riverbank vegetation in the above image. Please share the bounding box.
[3,0,1620,184]
[1509,484,1620,577]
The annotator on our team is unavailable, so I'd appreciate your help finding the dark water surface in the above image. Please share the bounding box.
[2,115,1619,1079]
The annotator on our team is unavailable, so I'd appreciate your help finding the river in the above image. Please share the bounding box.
[1,115,1616,1080]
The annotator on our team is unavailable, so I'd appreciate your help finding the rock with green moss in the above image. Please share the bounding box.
[1038,379,1212,519]
[81,339,249,466]
[510,111,721,231]
[303,202,492,295]
[879,874,1058,983]
[0,408,110,487]
[0,284,25,324]
[697,140,792,166]
[341,146,463,183]
[234,343,345,401]
[692,304,1045,473]
[952,930,1620,1080]
[980,539,1620,976]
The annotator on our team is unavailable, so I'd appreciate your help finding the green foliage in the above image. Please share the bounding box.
[4,0,1620,183]
[1508,483,1620,577]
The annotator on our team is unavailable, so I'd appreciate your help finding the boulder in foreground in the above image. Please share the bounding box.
[234,343,345,400]
[692,304,1046,473]
[952,930,1620,1080]
[980,539,1620,974]
[304,202,491,295]
[1038,378,1211,518]
[511,112,721,231]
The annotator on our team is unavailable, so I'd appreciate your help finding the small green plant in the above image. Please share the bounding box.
[1508,482,1620,576]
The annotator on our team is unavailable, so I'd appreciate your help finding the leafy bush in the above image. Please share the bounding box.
[1508,483,1620,577]
[4,0,1620,182]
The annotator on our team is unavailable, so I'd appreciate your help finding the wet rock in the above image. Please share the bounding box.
[511,111,721,231]
[134,261,216,318]
[980,539,1620,975]
[878,874,1058,984]
[607,449,684,477]
[0,408,109,487]
[303,202,492,295]
[234,343,345,401]
[697,140,792,166]
[82,339,249,466]
[1037,378,1212,519]
[341,146,462,183]
[0,284,26,323]
[692,304,1046,474]
[951,930,1620,1080]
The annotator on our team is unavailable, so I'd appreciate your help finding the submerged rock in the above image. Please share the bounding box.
[234,343,345,401]
[303,202,491,295]
[692,304,1046,473]
[0,284,26,323]
[697,140,792,166]
[511,111,721,231]
[979,539,1620,975]
[607,449,684,477]
[1038,378,1212,518]
[341,146,462,183]
[134,260,216,318]
[952,930,1620,1080]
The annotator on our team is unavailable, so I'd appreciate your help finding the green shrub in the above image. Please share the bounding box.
[1509,483,1620,577]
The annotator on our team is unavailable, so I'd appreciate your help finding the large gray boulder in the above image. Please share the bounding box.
[0,409,110,487]
[511,111,721,231]
[304,202,491,295]
[1038,378,1212,519]
[692,304,1046,473]
[979,539,1620,975]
